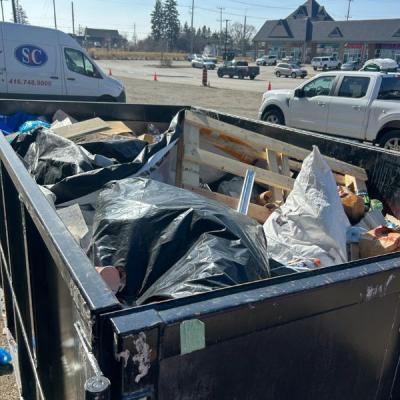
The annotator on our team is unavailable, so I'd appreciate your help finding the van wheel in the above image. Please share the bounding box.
[379,130,400,152]
[98,95,116,102]
[262,108,284,125]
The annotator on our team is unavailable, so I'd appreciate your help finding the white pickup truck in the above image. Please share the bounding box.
[259,71,400,150]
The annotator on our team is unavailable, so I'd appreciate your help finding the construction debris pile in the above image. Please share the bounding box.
[6,109,400,304]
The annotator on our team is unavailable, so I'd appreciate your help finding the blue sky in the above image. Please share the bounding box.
[6,0,400,40]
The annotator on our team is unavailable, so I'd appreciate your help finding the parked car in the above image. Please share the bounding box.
[217,60,260,79]
[259,71,400,150]
[341,60,361,71]
[311,56,341,71]
[0,22,126,102]
[191,57,216,69]
[256,55,278,66]
[203,55,218,64]
[361,58,399,72]
[274,63,307,78]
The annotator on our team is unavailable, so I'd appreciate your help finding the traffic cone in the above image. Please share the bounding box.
[267,81,272,91]
[108,68,112,76]
[153,72,158,81]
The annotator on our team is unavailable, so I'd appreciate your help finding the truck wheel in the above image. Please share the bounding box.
[275,71,281,77]
[229,74,233,78]
[239,73,244,79]
[323,65,328,71]
[262,108,284,125]
[217,70,223,78]
[291,72,297,78]
[379,130,400,152]
[250,75,255,80]
[313,66,317,71]
[337,63,342,70]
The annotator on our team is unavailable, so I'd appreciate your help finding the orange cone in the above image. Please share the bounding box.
[267,81,272,91]
[153,72,158,81]
[108,68,112,76]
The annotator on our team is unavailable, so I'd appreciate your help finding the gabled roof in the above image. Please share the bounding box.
[312,19,400,42]
[328,27,343,38]
[394,28,400,37]
[288,0,333,21]
[254,18,309,42]
[84,28,121,39]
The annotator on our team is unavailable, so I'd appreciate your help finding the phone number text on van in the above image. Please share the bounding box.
[8,78,52,87]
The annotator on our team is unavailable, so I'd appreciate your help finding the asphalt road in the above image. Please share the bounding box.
[97,60,316,93]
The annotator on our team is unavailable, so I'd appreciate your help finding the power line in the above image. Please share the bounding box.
[227,0,293,10]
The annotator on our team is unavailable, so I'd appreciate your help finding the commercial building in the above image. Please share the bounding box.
[83,28,127,48]
[253,0,400,63]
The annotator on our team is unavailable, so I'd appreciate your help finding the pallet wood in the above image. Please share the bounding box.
[104,121,134,136]
[345,174,368,194]
[181,122,201,188]
[52,117,109,140]
[266,149,284,202]
[185,148,295,191]
[185,111,368,181]
[185,186,273,224]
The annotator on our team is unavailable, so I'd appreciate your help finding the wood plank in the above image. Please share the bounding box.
[185,186,273,224]
[185,111,368,181]
[52,117,109,139]
[185,148,295,191]
[266,149,283,202]
[104,121,134,136]
[182,122,200,187]
[280,154,291,198]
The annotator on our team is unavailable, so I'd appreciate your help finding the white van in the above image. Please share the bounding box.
[0,22,126,102]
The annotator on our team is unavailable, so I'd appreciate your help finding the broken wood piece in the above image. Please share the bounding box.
[104,121,134,137]
[185,148,295,191]
[266,149,283,202]
[257,191,273,206]
[52,117,109,140]
[345,174,368,194]
[181,122,201,188]
[185,185,273,224]
[185,111,368,181]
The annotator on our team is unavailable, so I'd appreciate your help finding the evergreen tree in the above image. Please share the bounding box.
[15,2,29,24]
[151,0,164,42]
[163,0,180,49]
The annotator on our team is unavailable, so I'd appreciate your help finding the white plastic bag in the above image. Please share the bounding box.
[263,146,350,268]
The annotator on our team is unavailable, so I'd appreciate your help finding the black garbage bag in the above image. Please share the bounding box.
[89,177,271,304]
[12,128,94,186]
[11,111,183,204]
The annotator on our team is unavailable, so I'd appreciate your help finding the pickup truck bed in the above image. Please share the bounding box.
[217,62,260,80]
[1,100,400,400]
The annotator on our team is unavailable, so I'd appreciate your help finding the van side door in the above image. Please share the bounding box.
[63,47,101,99]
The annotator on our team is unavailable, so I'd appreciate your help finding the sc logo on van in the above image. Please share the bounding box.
[15,45,48,67]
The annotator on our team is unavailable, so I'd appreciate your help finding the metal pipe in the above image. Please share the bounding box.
[237,169,256,215]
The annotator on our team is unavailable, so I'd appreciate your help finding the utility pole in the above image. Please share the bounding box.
[133,23,137,46]
[346,0,353,21]
[217,7,224,57]
[52,0,57,29]
[243,12,247,56]
[190,0,194,54]
[11,0,17,22]
[0,0,5,22]
[71,1,75,35]
[224,19,230,59]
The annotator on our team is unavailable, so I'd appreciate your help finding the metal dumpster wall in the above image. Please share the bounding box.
[0,100,185,399]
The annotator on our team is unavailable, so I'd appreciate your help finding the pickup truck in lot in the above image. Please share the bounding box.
[259,71,400,150]
[217,60,260,80]
[311,56,341,71]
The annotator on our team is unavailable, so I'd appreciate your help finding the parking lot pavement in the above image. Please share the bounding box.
[97,60,317,93]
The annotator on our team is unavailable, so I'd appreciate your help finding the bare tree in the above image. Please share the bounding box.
[229,22,255,54]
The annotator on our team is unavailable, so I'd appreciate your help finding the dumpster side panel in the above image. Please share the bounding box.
[0,132,120,399]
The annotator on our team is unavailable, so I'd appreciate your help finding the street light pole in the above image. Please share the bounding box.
[71,1,75,35]
[11,0,17,23]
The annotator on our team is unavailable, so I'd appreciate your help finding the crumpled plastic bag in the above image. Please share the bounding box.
[263,146,350,269]
[89,177,271,304]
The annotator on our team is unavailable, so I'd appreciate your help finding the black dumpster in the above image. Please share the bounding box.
[1,100,400,400]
